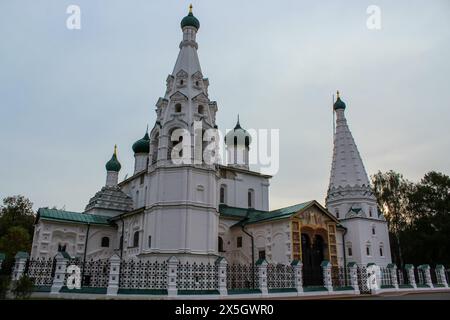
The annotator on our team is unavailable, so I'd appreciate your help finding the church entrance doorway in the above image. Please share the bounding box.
[301,233,326,287]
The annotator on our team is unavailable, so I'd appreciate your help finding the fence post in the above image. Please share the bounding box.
[405,264,416,289]
[387,263,399,290]
[0,252,5,272]
[321,260,333,292]
[50,252,68,294]
[256,259,268,295]
[167,256,178,297]
[418,264,433,288]
[291,260,303,293]
[12,251,29,281]
[367,263,382,294]
[436,265,448,287]
[107,254,121,296]
[215,257,228,296]
[347,262,360,294]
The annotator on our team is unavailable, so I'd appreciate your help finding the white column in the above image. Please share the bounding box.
[292,260,303,293]
[321,261,333,292]
[51,253,68,294]
[167,256,178,296]
[216,257,228,296]
[107,254,121,296]
[0,253,4,272]
[256,259,268,295]
[387,263,399,290]
[347,262,360,294]
[405,264,417,289]
[419,264,433,288]
[12,252,29,281]
[436,265,448,287]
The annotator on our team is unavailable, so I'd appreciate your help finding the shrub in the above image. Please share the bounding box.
[12,275,34,299]
[0,275,11,299]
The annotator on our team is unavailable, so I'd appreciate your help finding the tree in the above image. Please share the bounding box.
[371,170,413,267]
[403,171,450,265]
[0,195,35,273]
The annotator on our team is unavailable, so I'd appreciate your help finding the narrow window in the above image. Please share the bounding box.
[237,236,243,248]
[379,246,384,257]
[133,231,139,247]
[180,79,184,86]
[101,237,110,248]
[198,105,204,114]
[258,250,266,260]
[247,189,254,208]
[336,209,340,219]
[140,175,144,185]
[148,235,152,248]
[220,185,227,204]
[175,103,182,113]
[366,246,371,256]
[218,237,225,252]
[372,226,376,235]
[369,208,373,217]
[348,247,353,256]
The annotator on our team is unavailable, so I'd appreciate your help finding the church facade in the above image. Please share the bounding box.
[30,7,391,269]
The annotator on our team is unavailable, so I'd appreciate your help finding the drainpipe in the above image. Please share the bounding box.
[82,223,91,285]
[342,226,348,283]
[241,223,255,289]
[83,223,91,262]
[120,218,125,259]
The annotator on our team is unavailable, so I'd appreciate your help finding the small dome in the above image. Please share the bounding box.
[225,116,252,147]
[333,91,346,110]
[181,5,200,30]
[132,132,150,154]
[105,146,121,172]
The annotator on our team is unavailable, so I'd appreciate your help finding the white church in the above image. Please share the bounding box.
[30,6,392,272]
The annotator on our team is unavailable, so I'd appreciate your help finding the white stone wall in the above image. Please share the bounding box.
[218,171,270,211]
[30,220,117,260]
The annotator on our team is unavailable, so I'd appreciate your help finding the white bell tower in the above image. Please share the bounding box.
[326,91,392,266]
[143,5,219,262]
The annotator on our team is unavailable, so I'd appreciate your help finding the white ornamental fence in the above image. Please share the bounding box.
[3,251,450,298]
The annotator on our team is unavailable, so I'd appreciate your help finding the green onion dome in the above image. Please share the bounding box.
[225,116,252,147]
[333,91,346,110]
[132,131,150,154]
[105,145,121,172]
[181,4,200,30]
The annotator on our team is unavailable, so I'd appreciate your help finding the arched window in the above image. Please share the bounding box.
[168,129,183,160]
[248,189,255,208]
[151,133,159,164]
[372,225,376,235]
[379,243,384,257]
[148,235,152,248]
[135,190,139,208]
[220,184,227,204]
[218,236,225,252]
[336,209,340,219]
[366,243,371,256]
[369,208,373,217]
[346,242,353,256]
[58,244,66,252]
[101,237,110,248]
[198,105,204,114]
[133,231,139,247]
[175,103,182,113]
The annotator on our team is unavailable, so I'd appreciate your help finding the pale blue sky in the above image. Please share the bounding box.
[1,0,449,212]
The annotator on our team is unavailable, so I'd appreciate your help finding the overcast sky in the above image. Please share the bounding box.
[1,0,449,212]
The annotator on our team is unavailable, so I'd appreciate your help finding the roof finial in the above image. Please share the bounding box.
[114,144,117,156]
[336,90,340,99]
[146,124,149,133]
[189,4,193,14]
[237,114,240,126]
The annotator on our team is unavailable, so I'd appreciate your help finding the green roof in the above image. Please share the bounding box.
[105,148,121,172]
[219,201,315,226]
[37,208,111,226]
[132,132,150,154]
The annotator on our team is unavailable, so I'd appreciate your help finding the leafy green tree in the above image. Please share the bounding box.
[403,171,450,265]
[0,195,35,273]
[371,170,413,267]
